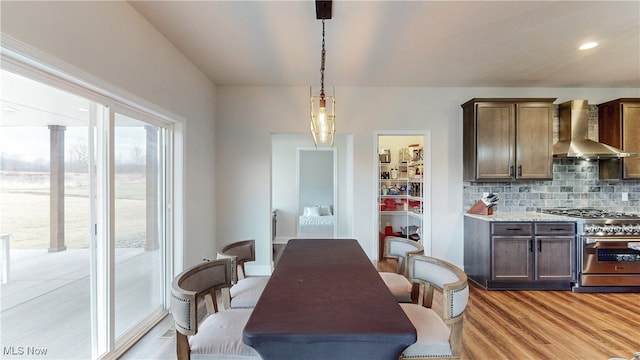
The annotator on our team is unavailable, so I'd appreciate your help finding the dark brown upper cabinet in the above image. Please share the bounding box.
[462,98,556,182]
[598,98,640,180]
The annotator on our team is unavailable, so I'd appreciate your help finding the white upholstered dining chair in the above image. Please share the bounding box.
[170,258,261,360]
[379,236,424,302]
[399,254,469,360]
[217,239,269,309]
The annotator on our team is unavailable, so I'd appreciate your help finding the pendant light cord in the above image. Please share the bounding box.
[320,20,326,97]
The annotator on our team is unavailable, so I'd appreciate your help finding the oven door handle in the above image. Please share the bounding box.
[583,236,640,245]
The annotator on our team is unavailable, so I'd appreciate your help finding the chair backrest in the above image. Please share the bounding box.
[170,258,233,336]
[219,239,255,279]
[406,254,469,322]
[383,236,424,275]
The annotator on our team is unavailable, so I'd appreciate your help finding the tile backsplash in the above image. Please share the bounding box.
[463,104,640,213]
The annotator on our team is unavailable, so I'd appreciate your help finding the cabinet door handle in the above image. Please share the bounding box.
[529,239,533,252]
[509,165,514,177]
[538,239,542,252]
[518,165,522,177]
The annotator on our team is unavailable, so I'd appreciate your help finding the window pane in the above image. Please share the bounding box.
[113,113,164,339]
[0,69,94,358]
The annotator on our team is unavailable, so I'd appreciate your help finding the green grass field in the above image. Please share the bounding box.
[1,172,147,249]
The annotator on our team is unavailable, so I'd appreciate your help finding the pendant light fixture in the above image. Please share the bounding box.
[310,0,335,148]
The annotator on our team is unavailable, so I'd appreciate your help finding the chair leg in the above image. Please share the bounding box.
[411,282,423,305]
[449,321,464,359]
[423,284,434,307]
[176,332,190,360]
[221,287,231,310]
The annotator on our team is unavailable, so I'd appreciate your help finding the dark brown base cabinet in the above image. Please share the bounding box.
[464,216,576,290]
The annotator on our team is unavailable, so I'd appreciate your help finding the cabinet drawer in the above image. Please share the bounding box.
[492,223,532,236]
[534,223,575,235]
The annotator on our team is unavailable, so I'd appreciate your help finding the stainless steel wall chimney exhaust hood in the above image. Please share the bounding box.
[552,100,637,159]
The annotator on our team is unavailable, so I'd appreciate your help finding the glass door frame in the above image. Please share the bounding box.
[1,45,179,359]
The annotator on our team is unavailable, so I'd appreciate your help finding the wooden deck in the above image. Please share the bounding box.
[1,248,162,359]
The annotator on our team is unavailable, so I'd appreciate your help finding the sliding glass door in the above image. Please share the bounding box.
[0,69,97,359]
[0,65,173,359]
[113,113,166,340]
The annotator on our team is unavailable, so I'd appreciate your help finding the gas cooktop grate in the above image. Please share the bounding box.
[541,208,640,220]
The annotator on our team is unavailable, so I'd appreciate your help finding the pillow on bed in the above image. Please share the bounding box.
[303,206,321,216]
[319,205,332,216]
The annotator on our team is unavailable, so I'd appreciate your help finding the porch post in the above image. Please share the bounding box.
[49,125,66,252]
[145,125,159,250]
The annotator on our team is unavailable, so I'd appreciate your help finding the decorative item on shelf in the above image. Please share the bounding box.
[401,225,420,240]
[398,148,411,163]
[378,148,390,163]
[408,144,422,162]
[385,223,393,236]
[309,2,335,148]
[388,186,400,195]
[410,183,422,198]
[467,193,499,215]
[390,168,398,179]
[381,198,397,211]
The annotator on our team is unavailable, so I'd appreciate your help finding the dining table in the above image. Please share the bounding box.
[243,238,416,360]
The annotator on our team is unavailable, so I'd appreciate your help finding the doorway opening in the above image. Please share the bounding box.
[375,132,431,259]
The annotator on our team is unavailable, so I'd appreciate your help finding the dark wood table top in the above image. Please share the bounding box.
[243,238,416,360]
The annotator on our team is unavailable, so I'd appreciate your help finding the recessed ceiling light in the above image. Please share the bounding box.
[3,107,17,112]
[579,41,598,50]
[78,107,89,112]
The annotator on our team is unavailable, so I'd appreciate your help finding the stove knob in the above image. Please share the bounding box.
[583,224,594,234]
[622,224,633,235]
[612,225,623,234]
[633,225,640,234]
[602,225,614,234]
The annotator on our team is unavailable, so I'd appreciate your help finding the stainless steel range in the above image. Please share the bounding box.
[541,208,640,290]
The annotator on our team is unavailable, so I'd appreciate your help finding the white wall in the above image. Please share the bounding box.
[298,150,333,213]
[1,1,219,267]
[217,87,640,272]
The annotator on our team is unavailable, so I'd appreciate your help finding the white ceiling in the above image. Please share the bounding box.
[129,0,640,88]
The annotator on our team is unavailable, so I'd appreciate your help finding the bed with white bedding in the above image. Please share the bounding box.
[297,206,335,237]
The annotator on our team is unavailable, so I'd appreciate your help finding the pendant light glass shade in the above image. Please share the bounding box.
[310,87,335,147]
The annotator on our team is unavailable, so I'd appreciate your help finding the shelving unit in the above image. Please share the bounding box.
[378,144,424,245]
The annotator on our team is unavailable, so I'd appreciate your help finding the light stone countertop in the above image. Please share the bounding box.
[464,211,578,222]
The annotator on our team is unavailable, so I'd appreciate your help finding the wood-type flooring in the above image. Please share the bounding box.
[377,260,640,360]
